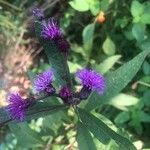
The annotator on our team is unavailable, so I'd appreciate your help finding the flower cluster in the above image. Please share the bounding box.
[5,8,106,123]
[6,68,105,121]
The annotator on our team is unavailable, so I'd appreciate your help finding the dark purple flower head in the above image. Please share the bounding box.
[32,7,44,20]
[34,69,55,94]
[41,18,62,40]
[59,86,72,99]
[6,93,32,121]
[59,87,80,105]
[76,69,105,95]
[56,38,70,53]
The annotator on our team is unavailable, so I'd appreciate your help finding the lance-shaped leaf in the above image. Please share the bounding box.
[9,122,43,148]
[77,121,96,150]
[95,55,121,74]
[34,21,72,88]
[85,49,150,110]
[78,108,136,150]
[0,101,66,126]
[25,102,66,121]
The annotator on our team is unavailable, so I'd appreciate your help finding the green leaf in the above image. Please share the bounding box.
[95,55,121,74]
[124,30,134,41]
[143,61,150,75]
[85,50,150,110]
[102,36,116,55]
[132,23,145,42]
[137,75,150,92]
[109,93,139,111]
[78,109,110,144]
[78,108,136,150]
[9,122,43,148]
[34,21,72,87]
[42,108,67,131]
[115,111,130,124]
[139,76,150,83]
[77,121,96,150]
[141,14,150,24]
[129,119,143,135]
[139,111,150,122]
[101,0,110,11]
[143,90,150,106]
[131,1,144,17]
[25,102,66,121]
[83,23,95,56]
[0,102,66,126]
[69,0,89,12]
[143,2,150,14]
[140,38,150,51]
[89,0,101,16]
[92,112,118,131]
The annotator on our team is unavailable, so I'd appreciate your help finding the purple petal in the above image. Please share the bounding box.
[41,18,62,39]
[34,69,54,93]
[76,69,105,95]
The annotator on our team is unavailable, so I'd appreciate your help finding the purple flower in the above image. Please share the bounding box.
[76,69,105,95]
[59,86,72,99]
[32,7,44,20]
[59,86,80,105]
[34,69,55,94]
[41,18,62,40]
[6,93,32,121]
[56,38,70,53]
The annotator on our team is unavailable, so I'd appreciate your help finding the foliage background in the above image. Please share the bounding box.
[0,0,150,150]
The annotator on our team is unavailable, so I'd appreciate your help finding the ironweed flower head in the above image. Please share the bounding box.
[34,69,55,94]
[56,38,70,53]
[59,86,80,105]
[76,69,105,95]
[6,93,33,121]
[59,86,72,99]
[32,7,44,20]
[41,18,62,40]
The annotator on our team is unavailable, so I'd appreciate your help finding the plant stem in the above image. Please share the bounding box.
[137,81,150,88]
[0,0,21,11]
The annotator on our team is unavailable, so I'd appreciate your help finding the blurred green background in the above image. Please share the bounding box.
[0,0,150,149]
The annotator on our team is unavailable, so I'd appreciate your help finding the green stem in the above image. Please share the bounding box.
[137,81,150,88]
[0,0,21,11]
[35,93,60,101]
